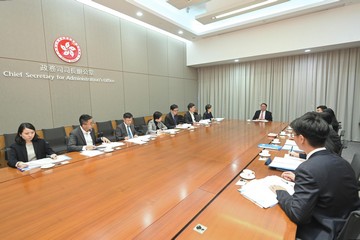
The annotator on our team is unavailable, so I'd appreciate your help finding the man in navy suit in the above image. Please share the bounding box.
[274,112,360,240]
[252,103,272,121]
[115,112,139,141]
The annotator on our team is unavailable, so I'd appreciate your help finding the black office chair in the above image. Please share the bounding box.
[115,119,124,126]
[96,121,116,142]
[336,210,360,240]
[177,115,184,124]
[339,130,345,143]
[42,127,68,154]
[4,133,17,160]
[133,117,147,136]
[350,153,360,190]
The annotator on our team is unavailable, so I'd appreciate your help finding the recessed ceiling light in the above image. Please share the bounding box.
[234,59,239,62]
[178,30,184,35]
[136,11,143,17]
[305,49,311,53]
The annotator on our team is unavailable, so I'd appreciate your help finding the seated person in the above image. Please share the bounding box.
[115,112,139,140]
[252,103,272,121]
[147,111,167,134]
[203,104,214,120]
[316,105,327,112]
[323,108,340,132]
[8,123,57,168]
[290,111,341,158]
[274,112,360,240]
[164,104,179,129]
[67,114,110,152]
[184,103,198,124]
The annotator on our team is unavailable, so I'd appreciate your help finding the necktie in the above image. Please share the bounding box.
[127,126,133,139]
[260,111,265,120]
[173,115,177,125]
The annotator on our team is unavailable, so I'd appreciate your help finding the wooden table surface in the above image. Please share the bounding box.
[0,120,294,239]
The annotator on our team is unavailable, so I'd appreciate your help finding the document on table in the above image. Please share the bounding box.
[19,155,72,171]
[214,118,224,122]
[97,142,125,148]
[268,155,305,171]
[281,140,303,152]
[126,135,152,145]
[239,175,294,208]
[80,150,104,157]
[175,124,192,129]
[252,119,268,122]
[163,129,180,134]
[199,119,211,124]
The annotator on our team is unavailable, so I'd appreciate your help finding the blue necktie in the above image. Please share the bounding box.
[127,126,133,139]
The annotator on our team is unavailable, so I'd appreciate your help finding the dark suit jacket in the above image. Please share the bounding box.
[67,127,101,152]
[184,111,196,124]
[8,139,55,168]
[252,110,273,121]
[164,112,178,129]
[276,150,360,240]
[115,123,138,141]
[203,112,213,120]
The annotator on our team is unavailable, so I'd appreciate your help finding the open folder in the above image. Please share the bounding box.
[268,155,305,171]
[239,175,294,208]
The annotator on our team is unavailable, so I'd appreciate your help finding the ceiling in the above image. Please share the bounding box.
[83,0,357,41]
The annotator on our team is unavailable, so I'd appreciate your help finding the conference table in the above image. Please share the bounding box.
[0,120,295,239]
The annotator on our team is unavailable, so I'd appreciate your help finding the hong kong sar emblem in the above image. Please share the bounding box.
[54,37,81,63]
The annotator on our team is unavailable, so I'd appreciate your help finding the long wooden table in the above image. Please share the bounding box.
[0,120,295,239]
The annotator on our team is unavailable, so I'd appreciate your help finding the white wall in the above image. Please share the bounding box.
[187,3,360,66]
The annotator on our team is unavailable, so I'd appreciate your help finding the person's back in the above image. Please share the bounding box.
[293,150,359,239]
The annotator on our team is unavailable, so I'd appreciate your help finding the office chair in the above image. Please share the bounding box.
[96,121,116,141]
[42,127,68,154]
[133,117,147,136]
[336,210,360,240]
[4,133,17,160]
[115,119,124,126]
[350,153,360,190]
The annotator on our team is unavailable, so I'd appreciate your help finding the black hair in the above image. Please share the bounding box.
[323,108,339,131]
[290,112,329,148]
[15,122,39,144]
[319,112,332,125]
[170,104,178,111]
[123,112,133,119]
[316,105,327,111]
[79,114,93,126]
[205,104,212,112]
[261,103,267,107]
[187,103,195,110]
[153,111,162,120]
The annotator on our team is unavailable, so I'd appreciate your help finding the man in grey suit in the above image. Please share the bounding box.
[274,112,360,240]
[115,112,139,141]
[67,114,110,152]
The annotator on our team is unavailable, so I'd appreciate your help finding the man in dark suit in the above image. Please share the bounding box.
[274,112,360,240]
[67,114,110,152]
[252,103,272,121]
[184,103,197,124]
[115,112,139,141]
[164,104,179,129]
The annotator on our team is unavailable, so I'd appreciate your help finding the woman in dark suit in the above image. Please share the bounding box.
[203,104,214,120]
[8,123,56,168]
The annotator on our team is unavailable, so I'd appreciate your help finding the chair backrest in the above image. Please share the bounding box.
[72,125,80,129]
[339,140,349,157]
[133,117,147,136]
[96,121,114,138]
[337,210,360,240]
[42,127,67,154]
[350,153,360,182]
[115,120,124,126]
[4,133,17,160]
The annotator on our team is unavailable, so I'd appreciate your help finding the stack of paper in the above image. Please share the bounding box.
[268,155,305,171]
[239,175,294,208]
[126,135,152,145]
[97,142,125,148]
[175,124,192,129]
[198,119,211,125]
[281,140,303,152]
[214,118,224,122]
[19,155,72,171]
[81,150,104,157]
[252,119,269,122]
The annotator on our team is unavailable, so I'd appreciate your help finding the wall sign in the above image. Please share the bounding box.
[54,37,81,63]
